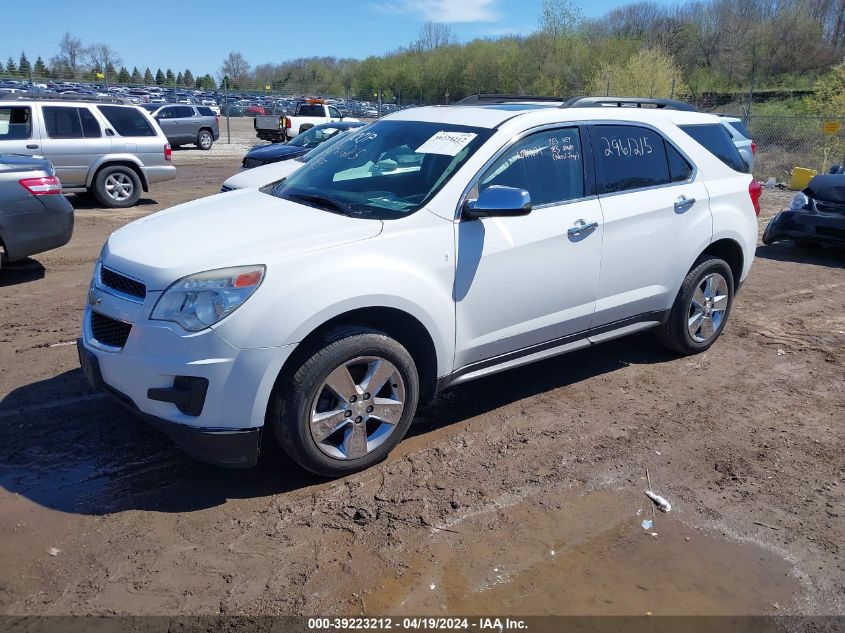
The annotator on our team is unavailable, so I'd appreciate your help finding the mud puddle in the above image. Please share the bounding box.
[364,489,801,616]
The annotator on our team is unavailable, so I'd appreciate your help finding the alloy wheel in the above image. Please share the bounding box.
[105,173,134,201]
[687,272,729,343]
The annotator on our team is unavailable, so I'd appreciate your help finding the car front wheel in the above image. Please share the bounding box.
[657,256,735,355]
[271,327,419,476]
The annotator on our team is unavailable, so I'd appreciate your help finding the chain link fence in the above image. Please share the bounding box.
[746,115,845,181]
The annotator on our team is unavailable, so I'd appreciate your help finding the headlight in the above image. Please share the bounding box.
[151,265,265,332]
[789,192,809,211]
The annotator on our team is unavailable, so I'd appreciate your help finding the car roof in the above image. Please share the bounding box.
[386,105,721,129]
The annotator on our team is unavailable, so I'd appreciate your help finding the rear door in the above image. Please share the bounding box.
[174,106,196,143]
[588,123,711,328]
[39,106,110,187]
[0,104,42,157]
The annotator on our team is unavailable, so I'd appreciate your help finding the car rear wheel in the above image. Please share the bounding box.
[656,256,734,355]
[197,130,213,150]
[270,327,419,477]
[92,166,142,209]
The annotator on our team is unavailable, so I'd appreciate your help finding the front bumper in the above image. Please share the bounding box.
[77,339,261,467]
[78,279,295,467]
[763,210,845,246]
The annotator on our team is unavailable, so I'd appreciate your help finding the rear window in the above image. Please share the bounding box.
[297,105,324,117]
[680,124,747,173]
[196,106,215,116]
[97,106,156,137]
[724,120,750,139]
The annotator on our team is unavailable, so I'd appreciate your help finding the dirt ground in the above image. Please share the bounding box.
[1,118,843,621]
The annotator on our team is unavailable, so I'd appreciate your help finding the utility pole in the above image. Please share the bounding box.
[224,79,231,144]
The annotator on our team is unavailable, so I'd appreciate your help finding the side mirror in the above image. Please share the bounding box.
[463,185,532,219]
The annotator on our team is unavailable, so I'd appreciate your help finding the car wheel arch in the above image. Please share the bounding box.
[698,238,744,291]
[88,159,149,192]
[269,306,440,416]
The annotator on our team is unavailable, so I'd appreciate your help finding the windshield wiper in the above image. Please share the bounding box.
[286,193,356,215]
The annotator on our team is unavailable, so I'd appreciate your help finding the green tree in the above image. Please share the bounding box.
[589,47,687,98]
[117,66,130,83]
[808,62,845,117]
[176,71,184,86]
[18,52,31,79]
[155,68,165,85]
[33,56,47,78]
[6,56,17,76]
[183,69,194,87]
[131,66,142,83]
[144,67,154,85]
[165,68,175,85]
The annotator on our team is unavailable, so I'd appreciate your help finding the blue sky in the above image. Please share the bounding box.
[3,0,676,77]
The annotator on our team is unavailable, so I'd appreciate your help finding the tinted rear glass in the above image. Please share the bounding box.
[592,125,671,194]
[43,106,83,139]
[196,106,214,116]
[297,105,324,117]
[97,106,156,137]
[725,120,750,139]
[680,124,747,172]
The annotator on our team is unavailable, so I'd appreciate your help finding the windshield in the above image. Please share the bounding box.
[288,125,346,149]
[272,120,492,219]
[297,128,358,163]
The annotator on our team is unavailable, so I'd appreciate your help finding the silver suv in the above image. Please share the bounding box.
[151,105,220,150]
[0,99,176,208]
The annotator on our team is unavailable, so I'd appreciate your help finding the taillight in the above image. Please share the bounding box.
[284,116,291,129]
[19,176,62,195]
[751,140,757,155]
[749,179,762,216]
[164,143,172,161]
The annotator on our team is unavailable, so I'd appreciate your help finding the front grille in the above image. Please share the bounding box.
[100,267,146,300]
[90,312,132,348]
[817,226,845,239]
[220,184,233,193]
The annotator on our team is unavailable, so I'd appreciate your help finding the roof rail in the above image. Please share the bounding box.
[0,91,130,104]
[562,96,697,111]
[456,94,567,105]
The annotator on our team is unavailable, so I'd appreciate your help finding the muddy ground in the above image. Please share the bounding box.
[1,119,843,621]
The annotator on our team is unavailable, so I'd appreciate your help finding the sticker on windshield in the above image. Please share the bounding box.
[416,131,477,156]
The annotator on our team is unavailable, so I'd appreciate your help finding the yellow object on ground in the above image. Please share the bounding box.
[789,167,817,191]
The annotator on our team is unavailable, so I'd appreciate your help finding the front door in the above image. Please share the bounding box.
[454,126,603,369]
[0,105,41,157]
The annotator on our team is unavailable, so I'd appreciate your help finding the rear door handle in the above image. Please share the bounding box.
[26,144,39,150]
[567,219,599,237]
[674,195,696,213]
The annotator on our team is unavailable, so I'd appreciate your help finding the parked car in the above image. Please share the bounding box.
[151,105,220,150]
[78,103,759,473]
[0,154,73,271]
[254,99,356,142]
[241,121,365,169]
[763,173,845,248]
[0,99,175,208]
[719,116,756,171]
[221,127,360,191]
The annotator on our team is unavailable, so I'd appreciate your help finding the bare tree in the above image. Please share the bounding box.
[415,21,455,52]
[539,0,583,38]
[52,32,83,79]
[221,51,251,88]
[86,44,122,85]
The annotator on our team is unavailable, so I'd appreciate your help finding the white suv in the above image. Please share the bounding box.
[78,103,761,474]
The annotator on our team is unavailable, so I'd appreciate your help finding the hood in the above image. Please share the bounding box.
[806,174,845,206]
[102,188,382,290]
[223,160,304,191]
[246,143,309,163]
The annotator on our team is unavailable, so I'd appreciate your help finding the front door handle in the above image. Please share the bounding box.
[674,195,696,213]
[26,144,39,150]
[568,219,599,238]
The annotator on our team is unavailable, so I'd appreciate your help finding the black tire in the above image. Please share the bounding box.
[196,129,213,150]
[656,256,735,355]
[92,165,142,209]
[270,327,419,477]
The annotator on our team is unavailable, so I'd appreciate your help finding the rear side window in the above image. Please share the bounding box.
[724,120,750,139]
[592,125,670,194]
[680,124,747,173]
[297,105,324,117]
[79,108,102,137]
[175,106,194,118]
[97,106,156,137]
[479,127,585,206]
[196,106,214,116]
[667,144,693,182]
[0,106,32,139]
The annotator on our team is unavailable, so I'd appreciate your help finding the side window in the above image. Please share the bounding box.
[478,127,584,207]
[667,143,693,182]
[79,108,102,138]
[43,106,84,139]
[593,125,670,194]
[97,106,156,137]
[196,106,214,116]
[679,123,748,173]
[328,106,342,118]
[155,107,174,119]
[0,106,32,140]
[175,106,194,118]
